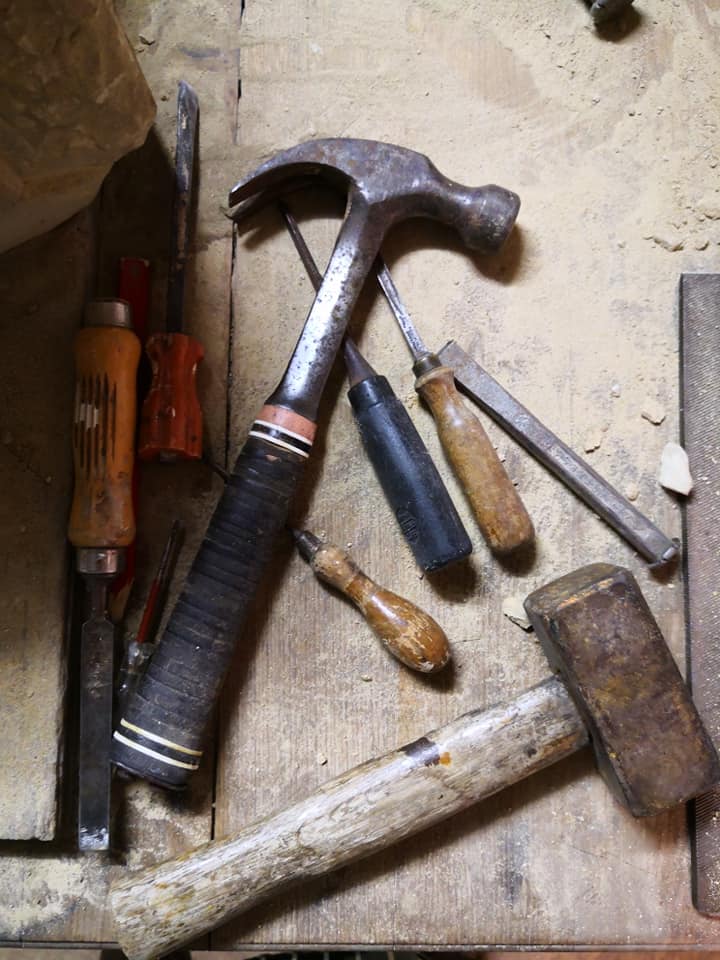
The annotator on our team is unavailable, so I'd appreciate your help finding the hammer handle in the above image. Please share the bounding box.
[112,409,312,789]
[111,676,587,960]
[415,363,534,555]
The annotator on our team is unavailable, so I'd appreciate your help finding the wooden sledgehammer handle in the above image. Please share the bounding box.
[110,677,587,960]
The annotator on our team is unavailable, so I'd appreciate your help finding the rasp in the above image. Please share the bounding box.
[680,272,720,914]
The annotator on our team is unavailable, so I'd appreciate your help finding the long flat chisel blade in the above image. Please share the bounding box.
[78,607,115,851]
[438,339,678,566]
[680,272,720,915]
[166,80,199,335]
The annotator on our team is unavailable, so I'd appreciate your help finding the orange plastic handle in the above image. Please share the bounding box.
[138,333,204,461]
[68,325,141,548]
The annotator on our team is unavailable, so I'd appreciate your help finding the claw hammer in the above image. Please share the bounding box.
[112,138,520,789]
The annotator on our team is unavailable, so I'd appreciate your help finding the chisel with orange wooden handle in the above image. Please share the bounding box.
[293,529,450,673]
[377,264,534,555]
[139,81,204,461]
[68,298,140,850]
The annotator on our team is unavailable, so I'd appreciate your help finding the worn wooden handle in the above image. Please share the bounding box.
[110,676,587,960]
[310,541,450,672]
[415,364,534,554]
[68,325,140,548]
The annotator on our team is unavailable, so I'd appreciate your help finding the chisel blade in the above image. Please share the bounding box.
[78,609,115,851]
[680,272,720,915]
[166,80,199,335]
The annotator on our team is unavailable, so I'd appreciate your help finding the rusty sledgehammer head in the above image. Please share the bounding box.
[228,138,520,255]
[525,563,720,817]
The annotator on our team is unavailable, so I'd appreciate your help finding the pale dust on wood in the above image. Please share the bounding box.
[215,0,720,950]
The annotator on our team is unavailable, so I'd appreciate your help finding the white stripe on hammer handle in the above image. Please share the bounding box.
[110,676,587,960]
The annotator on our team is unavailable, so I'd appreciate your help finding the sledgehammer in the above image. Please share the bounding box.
[110,564,719,960]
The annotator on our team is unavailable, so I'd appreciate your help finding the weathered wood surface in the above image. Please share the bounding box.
[113,678,588,960]
[6,0,720,949]
[0,214,92,841]
[216,0,720,949]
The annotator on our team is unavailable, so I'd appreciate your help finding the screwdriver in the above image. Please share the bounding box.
[279,202,472,572]
[68,298,140,850]
[292,529,450,673]
[139,81,204,461]
[375,263,535,556]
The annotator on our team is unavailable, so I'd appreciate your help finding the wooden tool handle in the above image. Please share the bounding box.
[307,537,450,672]
[110,676,588,960]
[139,332,204,461]
[112,406,314,789]
[68,325,140,548]
[415,362,534,555]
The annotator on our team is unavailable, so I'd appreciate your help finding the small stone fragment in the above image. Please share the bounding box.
[659,442,693,495]
[610,382,621,398]
[502,596,533,632]
[698,193,720,219]
[651,230,684,252]
[584,429,602,453]
[626,483,639,502]
[138,34,155,45]
[360,674,372,682]
[694,236,710,251]
[317,753,328,766]
[641,398,666,425]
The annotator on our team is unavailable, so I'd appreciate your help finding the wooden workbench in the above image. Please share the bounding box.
[3,0,720,949]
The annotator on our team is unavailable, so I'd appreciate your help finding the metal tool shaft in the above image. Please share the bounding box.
[375,259,428,358]
[78,579,115,851]
[166,81,199,335]
[438,340,678,566]
[680,272,720,913]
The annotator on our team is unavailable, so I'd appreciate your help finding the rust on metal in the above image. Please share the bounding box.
[228,138,520,422]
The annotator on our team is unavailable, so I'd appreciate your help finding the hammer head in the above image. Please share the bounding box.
[228,138,520,255]
[525,563,719,816]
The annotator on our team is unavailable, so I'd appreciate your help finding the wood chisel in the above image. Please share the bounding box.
[292,528,450,672]
[439,340,678,567]
[279,201,472,572]
[139,81,204,461]
[680,272,720,914]
[69,298,140,850]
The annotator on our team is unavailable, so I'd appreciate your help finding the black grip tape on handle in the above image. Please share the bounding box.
[348,375,472,572]
[112,434,307,789]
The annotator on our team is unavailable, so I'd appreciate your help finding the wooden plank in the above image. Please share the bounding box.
[0,213,91,841]
[0,0,239,941]
[212,0,720,949]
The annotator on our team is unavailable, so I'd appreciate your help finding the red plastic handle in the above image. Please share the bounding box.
[139,332,204,461]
